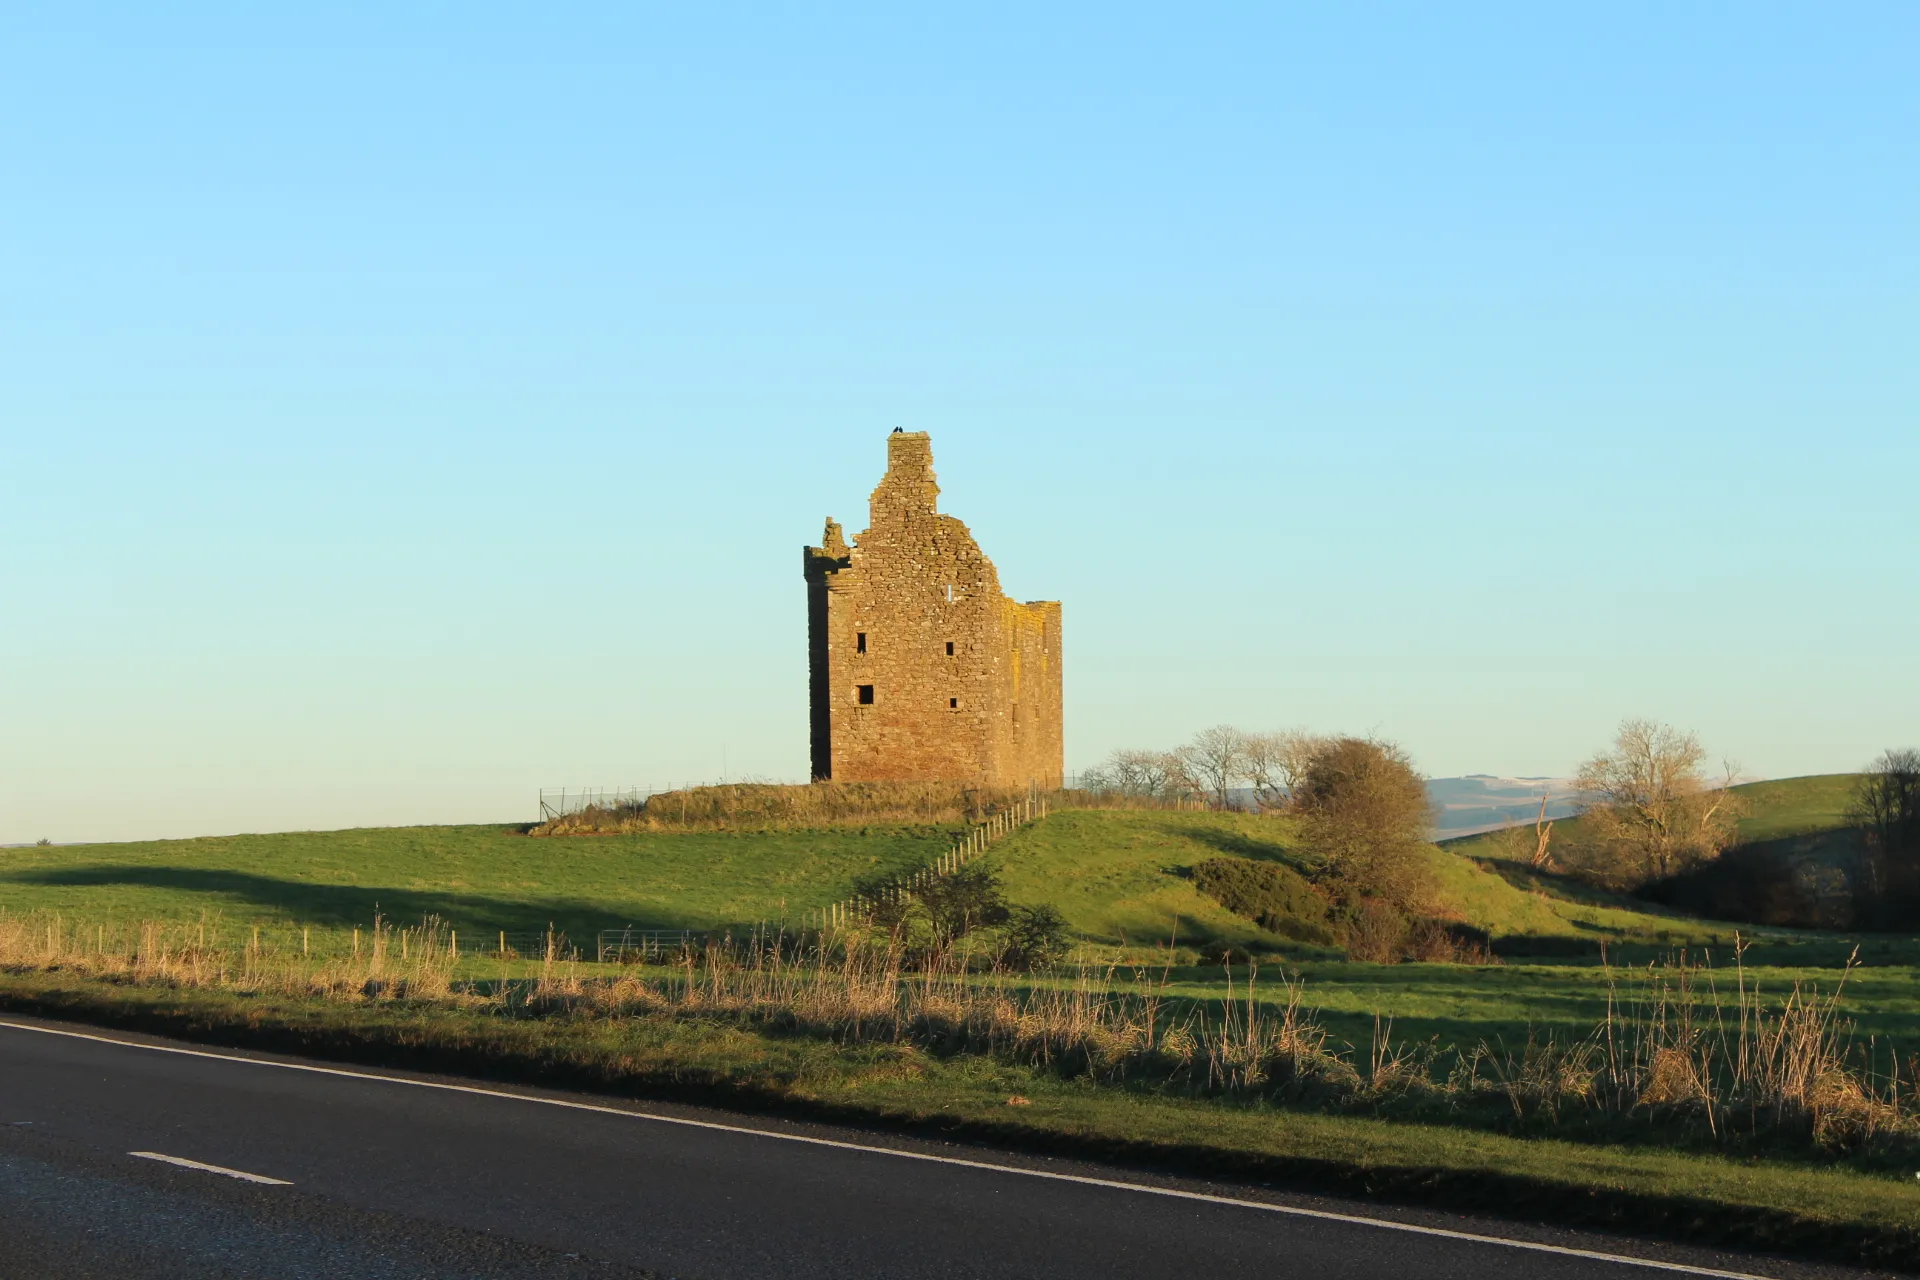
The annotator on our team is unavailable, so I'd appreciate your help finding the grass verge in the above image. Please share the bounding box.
[1,967,1915,1272]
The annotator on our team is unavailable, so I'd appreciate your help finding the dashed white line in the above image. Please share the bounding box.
[129,1150,292,1185]
[4,1018,1778,1279]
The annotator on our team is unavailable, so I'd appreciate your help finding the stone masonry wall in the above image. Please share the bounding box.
[803,432,1062,787]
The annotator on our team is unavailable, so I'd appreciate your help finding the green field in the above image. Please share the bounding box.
[5,775,1910,1057]
[985,807,1748,955]
[0,824,959,938]
[976,800,1919,1059]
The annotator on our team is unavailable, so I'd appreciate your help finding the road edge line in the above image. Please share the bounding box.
[0,1017,1776,1279]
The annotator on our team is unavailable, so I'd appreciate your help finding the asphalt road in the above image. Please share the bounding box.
[0,1017,1882,1280]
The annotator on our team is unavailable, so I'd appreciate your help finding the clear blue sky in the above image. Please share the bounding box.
[3,4,1915,842]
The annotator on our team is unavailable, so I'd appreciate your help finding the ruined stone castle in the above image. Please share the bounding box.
[804,432,1063,787]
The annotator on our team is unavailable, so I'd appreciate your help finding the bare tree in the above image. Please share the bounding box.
[1849,748,1920,925]
[1493,793,1558,868]
[1184,725,1250,809]
[1156,748,1207,804]
[1244,730,1331,812]
[1570,719,1744,885]
[1528,793,1556,869]
[1293,736,1434,910]
[1081,747,1202,803]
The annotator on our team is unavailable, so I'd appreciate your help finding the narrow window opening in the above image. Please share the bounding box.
[856,632,867,654]
[944,641,954,656]
[945,584,954,602]
[949,697,958,709]
[856,684,874,705]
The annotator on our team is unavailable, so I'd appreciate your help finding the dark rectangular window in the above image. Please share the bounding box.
[949,697,958,709]
[944,641,954,656]
[856,632,867,654]
[857,684,874,705]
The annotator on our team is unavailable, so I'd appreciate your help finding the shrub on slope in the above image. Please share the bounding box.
[1190,856,1335,944]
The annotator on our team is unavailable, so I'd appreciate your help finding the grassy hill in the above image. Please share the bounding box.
[3,800,1829,958]
[4,799,1912,1067]
[0,824,958,938]
[1726,773,1860,841]
[982,808,1744,961]
[1436,774,1869,932]
[1442,773,1861,861]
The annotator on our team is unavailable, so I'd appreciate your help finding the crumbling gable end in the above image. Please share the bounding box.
[803,432,1062,787]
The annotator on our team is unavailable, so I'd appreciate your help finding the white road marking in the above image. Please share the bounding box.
[129,1150,292,1185]
[4,1018,1776,1279]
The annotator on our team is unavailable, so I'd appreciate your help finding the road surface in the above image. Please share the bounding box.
[0,1016,1876,1279]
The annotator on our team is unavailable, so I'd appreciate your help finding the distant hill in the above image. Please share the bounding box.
[1441,774,1867,930]
[1441,773,1861,852]
[1425,775,1579,838]
[1427,772,1865,842]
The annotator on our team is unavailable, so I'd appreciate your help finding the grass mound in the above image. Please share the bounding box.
[533,780,1037,834]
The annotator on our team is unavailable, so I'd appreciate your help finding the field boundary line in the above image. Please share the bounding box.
[0,1017,1777,1279]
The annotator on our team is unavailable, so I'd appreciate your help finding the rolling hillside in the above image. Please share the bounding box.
[0,824,959,938]
[1441,773,1861,860]
[982,808,1744,961]
[0,775,1867,959]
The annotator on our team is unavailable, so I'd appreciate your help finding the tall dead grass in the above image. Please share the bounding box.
[531,781,1040,834]
[0,912,467,1004]
[0,911,1909,1154]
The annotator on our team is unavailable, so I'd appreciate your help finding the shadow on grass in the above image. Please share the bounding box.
[0,865,716,935]
[1177,824,1304,866]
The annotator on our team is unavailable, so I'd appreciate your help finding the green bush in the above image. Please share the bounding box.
[1003,903,1072,970]
[1191,856,1335,944]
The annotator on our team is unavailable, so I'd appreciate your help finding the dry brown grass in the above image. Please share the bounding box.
[0,912,466,1004]
[531,781,1041,834]
[1,910,1910,1154]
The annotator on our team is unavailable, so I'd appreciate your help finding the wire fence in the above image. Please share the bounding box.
[537,787,662,821]
[507,780,1064,954]
[537,782,811,821]
[802,787,1050,931]
[595,928,708,964]
[458,929,582,961]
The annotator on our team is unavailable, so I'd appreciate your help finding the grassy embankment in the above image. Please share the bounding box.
[3,970,1912,1262]
[0,927,1915,1268]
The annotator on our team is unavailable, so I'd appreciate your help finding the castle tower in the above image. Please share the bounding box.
[804,431,1063,786]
